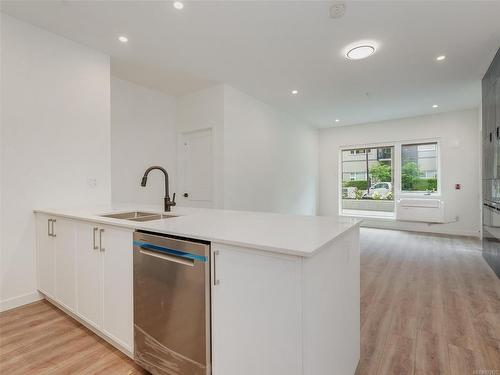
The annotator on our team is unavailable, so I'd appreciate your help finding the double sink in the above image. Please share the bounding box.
[100,211,177,222]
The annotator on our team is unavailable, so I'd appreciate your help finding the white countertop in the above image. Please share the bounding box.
[34,204,361,257]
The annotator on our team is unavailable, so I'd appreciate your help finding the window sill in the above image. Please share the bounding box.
[398,193,441,198]
[340,209,395,220]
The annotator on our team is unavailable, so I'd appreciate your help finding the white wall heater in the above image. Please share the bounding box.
[395,198,445,223]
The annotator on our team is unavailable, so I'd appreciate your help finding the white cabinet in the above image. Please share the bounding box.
[211,244,302,375]
[54,218,76,311]
[36,214,134,355]
[75,221,134,352]
[36,214,56,298]
[75,221,102,329]
[36,214,76,310]
[101,225,133,351]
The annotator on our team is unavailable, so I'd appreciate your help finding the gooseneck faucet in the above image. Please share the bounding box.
[141,166,176,212]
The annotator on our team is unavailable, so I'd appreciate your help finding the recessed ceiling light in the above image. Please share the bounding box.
[118,35,128,43]
[335,119,340,123]
[346,45,375,60]
[173,1,184,10]
[432,104,439,108]
[291,89,298,95]
[436,55,446,61]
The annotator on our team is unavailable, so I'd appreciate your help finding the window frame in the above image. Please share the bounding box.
[399,140,441,196]
[338,143,396,219]
[338,138,441,219]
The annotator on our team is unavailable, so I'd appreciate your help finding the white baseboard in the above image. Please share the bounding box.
[0,291,43,312]
[360,220,481,238]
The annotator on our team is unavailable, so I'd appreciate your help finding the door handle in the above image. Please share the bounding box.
[47,219,52,237]
[213,250,220,286]
[93,227,99,250]
[99,228,105,252]
[51,219,56,237]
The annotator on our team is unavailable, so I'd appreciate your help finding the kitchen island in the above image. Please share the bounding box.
[34,205,361,375]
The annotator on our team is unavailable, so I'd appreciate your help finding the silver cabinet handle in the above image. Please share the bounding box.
[99,228,105,252]
[51,219,56,237]
[93,227,99,250]
[213,250,220,286]
[47,219,52,237]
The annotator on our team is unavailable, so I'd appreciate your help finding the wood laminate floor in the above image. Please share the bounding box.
[0,300,147,375]
[357,228,500,375]
[1,228,499,375]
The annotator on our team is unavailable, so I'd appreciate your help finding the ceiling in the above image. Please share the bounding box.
[2,1,500,127]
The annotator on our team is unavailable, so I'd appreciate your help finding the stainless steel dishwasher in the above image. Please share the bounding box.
[133,231,211,375]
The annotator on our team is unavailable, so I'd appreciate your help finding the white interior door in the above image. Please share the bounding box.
[179,129,213,207]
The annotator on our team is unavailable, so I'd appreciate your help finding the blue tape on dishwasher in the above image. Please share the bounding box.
[133,240,208,263]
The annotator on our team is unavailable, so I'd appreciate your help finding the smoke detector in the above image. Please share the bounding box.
[330,2,346,19]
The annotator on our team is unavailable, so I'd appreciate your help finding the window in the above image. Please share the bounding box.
[341,146,395,217]
[401,142,438,193]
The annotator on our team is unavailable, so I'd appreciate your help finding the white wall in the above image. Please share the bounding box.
[0,14,111,311]
[176,84,318,215]
[111,77,177,206]
[319,109,481,236]
[223,86,318,215]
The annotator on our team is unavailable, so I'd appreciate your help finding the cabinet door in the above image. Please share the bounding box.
[495,77,500,178]
[36,214,55,298]
[75,221,102,329]
[211,245,302,375]
[54,218,76,312]
[484,83,497,179]
[101,225,134,352]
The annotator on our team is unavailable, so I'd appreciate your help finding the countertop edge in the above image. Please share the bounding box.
[33,208,361,258]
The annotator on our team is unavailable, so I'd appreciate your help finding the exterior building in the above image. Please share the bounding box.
[342,147,393,182]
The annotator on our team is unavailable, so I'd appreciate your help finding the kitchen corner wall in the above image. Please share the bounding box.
[176,84,319,215]
[223,86,318,215]
[0,14,111,311]
[110,77,177,206]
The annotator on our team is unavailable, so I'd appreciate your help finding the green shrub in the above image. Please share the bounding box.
[342,180,368,190]
[355,189,364,200]
[408,178,437,192]
[369,162,392,183]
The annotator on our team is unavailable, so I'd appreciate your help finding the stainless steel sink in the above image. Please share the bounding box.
[100,211,177,222]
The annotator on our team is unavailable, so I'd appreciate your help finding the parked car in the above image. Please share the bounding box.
[364,182,392,199]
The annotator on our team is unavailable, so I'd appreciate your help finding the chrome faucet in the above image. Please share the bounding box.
[141,166,176,212]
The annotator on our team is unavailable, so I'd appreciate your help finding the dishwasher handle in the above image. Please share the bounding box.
[139,248,195,267]
[134,241,208,263]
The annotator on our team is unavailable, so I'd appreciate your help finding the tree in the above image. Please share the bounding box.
[369,162,392,183]
[401,162,420,190]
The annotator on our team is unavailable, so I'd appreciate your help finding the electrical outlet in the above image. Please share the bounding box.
[87,178,98,188]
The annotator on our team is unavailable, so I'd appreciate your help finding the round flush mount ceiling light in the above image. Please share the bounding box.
[432,104,439,108]
[291,89,299,95]
[436,55,446,61]
[346,45,375,60]
[118,35,128,43]
[173,1,184,10]
[343,40,379,60]
[335,119,340,123]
